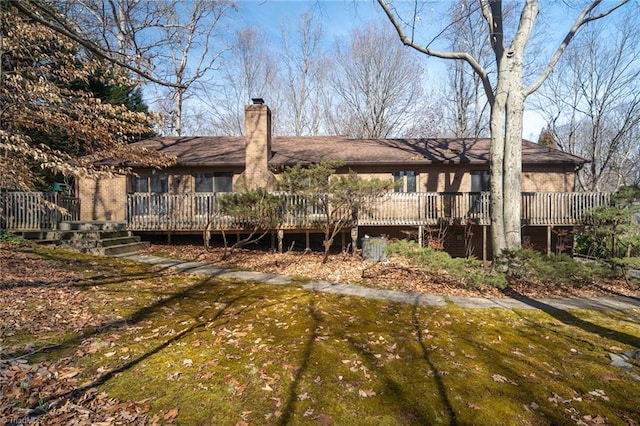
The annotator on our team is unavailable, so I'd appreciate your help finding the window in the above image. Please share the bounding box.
[393,171,417,193]
[470,171,490,215]
[130,173,168,193]
[129,173,168,216]
[194,172,233,215]
[470,171,490,192]
[150,174,168,193]
[131,175,148,193]
[195,173,233,193]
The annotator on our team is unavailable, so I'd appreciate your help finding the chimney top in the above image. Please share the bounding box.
[251,98,265,105]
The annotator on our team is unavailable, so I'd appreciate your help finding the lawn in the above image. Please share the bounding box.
[1,243,639,425]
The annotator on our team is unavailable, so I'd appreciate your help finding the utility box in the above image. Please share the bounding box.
[362,236,388,262]
[52,182,67,192]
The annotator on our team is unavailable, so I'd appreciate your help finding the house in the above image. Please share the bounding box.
[76,99,609,259]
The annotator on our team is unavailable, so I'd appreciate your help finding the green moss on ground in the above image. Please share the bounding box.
[1,245,639,425]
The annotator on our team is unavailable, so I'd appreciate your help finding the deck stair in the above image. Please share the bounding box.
[23,221,149,256]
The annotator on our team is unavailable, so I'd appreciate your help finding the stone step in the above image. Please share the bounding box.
[59,236,141,249]
[57,230,131,241]
[101,241,150,256]
[58,221,127,232]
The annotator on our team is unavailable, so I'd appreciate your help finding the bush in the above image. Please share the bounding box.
[387,240,508,289]
[0,231,27,245]
[498,248,613,286]
[389,241,619,289]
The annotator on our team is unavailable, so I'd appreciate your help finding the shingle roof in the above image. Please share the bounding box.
[130,136,587,167]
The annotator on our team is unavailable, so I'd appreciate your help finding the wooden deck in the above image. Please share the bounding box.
[126,191,611,231]
[1,192,80,231]
[1,191,612,233]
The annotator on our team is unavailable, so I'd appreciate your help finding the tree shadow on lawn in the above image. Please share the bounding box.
[335,306,458,425]
[33,249,185,289]
[502,288,640,349]
[278,298,321,426]
[23,273,307,414]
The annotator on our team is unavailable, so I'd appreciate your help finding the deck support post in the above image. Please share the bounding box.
[305,231,310,252]
[418,225,424,247]
[277,229,284,254]
[482,225,487,264]
[547,226,552,256]
[341,231,346,252]
[168,233,172,244]
[270,232,275,251]
[351,226,358,255]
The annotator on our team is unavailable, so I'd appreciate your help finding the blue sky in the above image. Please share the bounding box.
[234,0,383,42]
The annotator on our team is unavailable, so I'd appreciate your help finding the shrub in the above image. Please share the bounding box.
[387,240,508,289]
[499,248,613,286]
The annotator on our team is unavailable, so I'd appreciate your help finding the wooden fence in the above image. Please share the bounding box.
[126,191,611,231]
[1,192,80,231]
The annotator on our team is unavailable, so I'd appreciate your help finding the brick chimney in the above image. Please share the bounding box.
[240,98,275,190]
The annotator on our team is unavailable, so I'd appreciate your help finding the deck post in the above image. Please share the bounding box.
[482,225,487,264]
[277,229,284,254]
[351,226,358,255]
[547,226,552,256]
[341,231,346,252]
[305,231,310,252]
[418,225,424,247]
[270,231,275,251]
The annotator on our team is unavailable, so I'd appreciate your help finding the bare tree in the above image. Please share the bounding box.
[440,2,493,138]
[535,22,640,192]
[277,8,328,136]
[378,0,631,260]
[13,0,235,136]
[207,27,280,136]
[326,21,428,139]
[154,2,231,136]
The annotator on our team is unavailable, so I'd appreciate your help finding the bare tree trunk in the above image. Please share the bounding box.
[174,88,184,137]
[504,89,524,250]
[489,90,507,255]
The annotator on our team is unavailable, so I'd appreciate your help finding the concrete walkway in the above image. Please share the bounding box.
[120,253,640,312]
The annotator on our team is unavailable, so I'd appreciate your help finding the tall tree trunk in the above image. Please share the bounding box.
[504,88,524,250]
[489,61,508,255]
[174,88,184,137]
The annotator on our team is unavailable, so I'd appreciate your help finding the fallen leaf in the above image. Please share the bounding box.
[164,408,179,420]
[318,413,334,425]
[358,389,376,398]
[492,374,508,383]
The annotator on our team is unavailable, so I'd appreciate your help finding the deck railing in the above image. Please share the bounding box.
[126,191,611,231]
[1,192,80,231]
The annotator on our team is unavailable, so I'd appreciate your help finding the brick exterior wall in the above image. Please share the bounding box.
[78,176,126,221]
[238,103,276,191]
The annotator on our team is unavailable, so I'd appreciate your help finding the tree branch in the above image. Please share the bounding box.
[376,0,495,104]
[525,0,630,96]
[10,0,187,90]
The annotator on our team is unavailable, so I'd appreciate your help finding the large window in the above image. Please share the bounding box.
[195,172,233,193]
[130,173,168,193]
[129,173,168,216]
[194,172,233,216]
[470,171,490,192]
[393,171,417,193]
[470,171,490,215]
